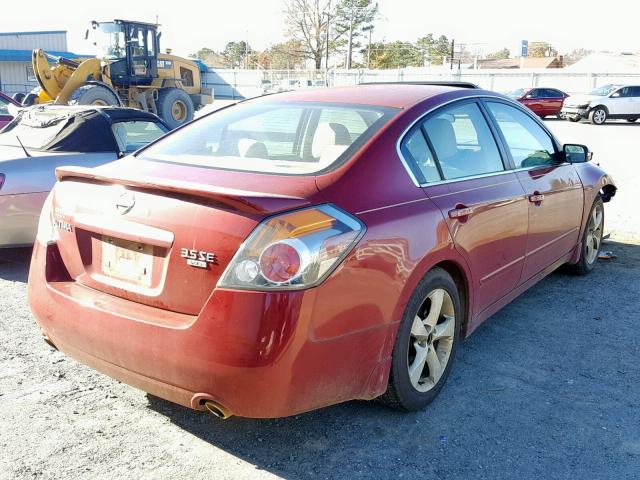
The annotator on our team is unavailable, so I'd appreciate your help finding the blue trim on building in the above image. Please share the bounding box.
[0,49,93,62]
[0,30,67,36]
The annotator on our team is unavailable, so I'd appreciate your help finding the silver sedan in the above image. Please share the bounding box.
[0,105,168,247]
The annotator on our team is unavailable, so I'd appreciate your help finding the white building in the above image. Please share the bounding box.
[0,30,89,96]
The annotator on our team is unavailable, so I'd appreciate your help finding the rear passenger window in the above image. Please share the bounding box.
[402,128,441,183]
[423,102,504,180]
[486,102,557,168]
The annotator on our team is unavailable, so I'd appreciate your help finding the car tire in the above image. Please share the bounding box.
[589,107,607,125]
[70,84,120,106]
[567,197,604,275]
[156,88,194,129]
[378,267,462,411]
[12,92,25,104]
[626,118,638,123]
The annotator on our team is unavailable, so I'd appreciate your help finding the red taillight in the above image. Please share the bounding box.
[0,173,5,191]
[259,242,302,283]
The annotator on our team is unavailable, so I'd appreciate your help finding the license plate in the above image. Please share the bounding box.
[101,236,153,287]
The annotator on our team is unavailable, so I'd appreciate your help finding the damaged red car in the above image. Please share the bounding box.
[28,83,616,418]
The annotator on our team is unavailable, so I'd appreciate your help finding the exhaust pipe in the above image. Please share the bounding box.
[204,400,233,419]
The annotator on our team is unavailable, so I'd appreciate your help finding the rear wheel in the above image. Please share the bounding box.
[156,88,194,129]
[70,84,120,106]
[567,197,604,275]
[379,267,461,411]
[589,107,607,125]
[627,118,638,123]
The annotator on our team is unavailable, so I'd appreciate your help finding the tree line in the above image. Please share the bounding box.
[190,0,564,70]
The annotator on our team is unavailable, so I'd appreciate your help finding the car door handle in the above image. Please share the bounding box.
[448,206,474,219]
[529,193,545,203]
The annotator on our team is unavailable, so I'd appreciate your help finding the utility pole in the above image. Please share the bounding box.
[450,39,455,70]
[366,26,372,69]
[325,13,331,70]
[245,30,249,69]
[324,11,331,85]
[346,0,354,69]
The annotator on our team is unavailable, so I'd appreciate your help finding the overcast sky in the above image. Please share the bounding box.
[1,0,638,58]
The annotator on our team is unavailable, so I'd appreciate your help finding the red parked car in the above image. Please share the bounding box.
[0,91,20,129]
[28,83,616,418]
[507,87,569,118]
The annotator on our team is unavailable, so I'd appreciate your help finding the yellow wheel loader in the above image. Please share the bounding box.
[25,19,213,128]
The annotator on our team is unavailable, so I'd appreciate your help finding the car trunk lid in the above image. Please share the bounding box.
[51,159,318,315]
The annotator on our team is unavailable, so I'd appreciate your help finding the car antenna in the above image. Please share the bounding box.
[15,135,32,158]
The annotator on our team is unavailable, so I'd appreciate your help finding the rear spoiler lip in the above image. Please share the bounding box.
[55,165,308,214]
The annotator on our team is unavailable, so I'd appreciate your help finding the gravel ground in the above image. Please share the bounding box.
[1,119,639,480]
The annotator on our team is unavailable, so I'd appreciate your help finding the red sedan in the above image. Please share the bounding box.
[28,83,616,418]
[507,87,569,118]
[0,91,20,129]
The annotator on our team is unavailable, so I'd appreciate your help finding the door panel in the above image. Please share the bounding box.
[515,165,583,280]
[417,100,528,314]
[425,174,528,315]
[484,100,584,282]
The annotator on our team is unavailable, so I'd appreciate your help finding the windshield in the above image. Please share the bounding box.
[94,22,126,59]
[507,88,528,99]
[139,101,398,175]
[589,84,620,96]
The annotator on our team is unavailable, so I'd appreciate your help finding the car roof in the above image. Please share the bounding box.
[259,83,480,109]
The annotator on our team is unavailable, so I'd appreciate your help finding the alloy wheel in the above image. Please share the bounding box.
[407,288,455,392]
[593,109,606,124]
[585,203,604,264]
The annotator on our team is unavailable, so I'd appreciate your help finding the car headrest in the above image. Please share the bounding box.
[312,122,351,159]
[238,138,268,158]
[427,118,457,160]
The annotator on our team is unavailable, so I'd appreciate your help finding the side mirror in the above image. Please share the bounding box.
[611,92,620,98]
[525,94,534,99]
[564,144,593,163]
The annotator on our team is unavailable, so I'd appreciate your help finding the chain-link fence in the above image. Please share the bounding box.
[205,67,640,100]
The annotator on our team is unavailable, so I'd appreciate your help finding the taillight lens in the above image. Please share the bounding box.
[35,190,58,246]
[219,204,365,290]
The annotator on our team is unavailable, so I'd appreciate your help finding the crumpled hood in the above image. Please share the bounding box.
[563,94,602,107]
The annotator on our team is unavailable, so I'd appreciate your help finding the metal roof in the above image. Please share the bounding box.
[0,49,92,62]
[0,30,67,36]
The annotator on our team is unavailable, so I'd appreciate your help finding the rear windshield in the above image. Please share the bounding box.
[139,101,398,175]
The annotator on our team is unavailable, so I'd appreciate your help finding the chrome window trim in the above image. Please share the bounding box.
[396,93,565,188]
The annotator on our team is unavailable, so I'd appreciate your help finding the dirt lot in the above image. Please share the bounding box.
[1,120,639,480]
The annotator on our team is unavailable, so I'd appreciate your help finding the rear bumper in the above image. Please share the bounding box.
[28,243,391,418]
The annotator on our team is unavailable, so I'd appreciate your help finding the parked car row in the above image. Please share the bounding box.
[507,84,640,125]
[12,81,616,419]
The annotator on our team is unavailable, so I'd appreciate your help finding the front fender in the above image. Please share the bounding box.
[573,162,616,241]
